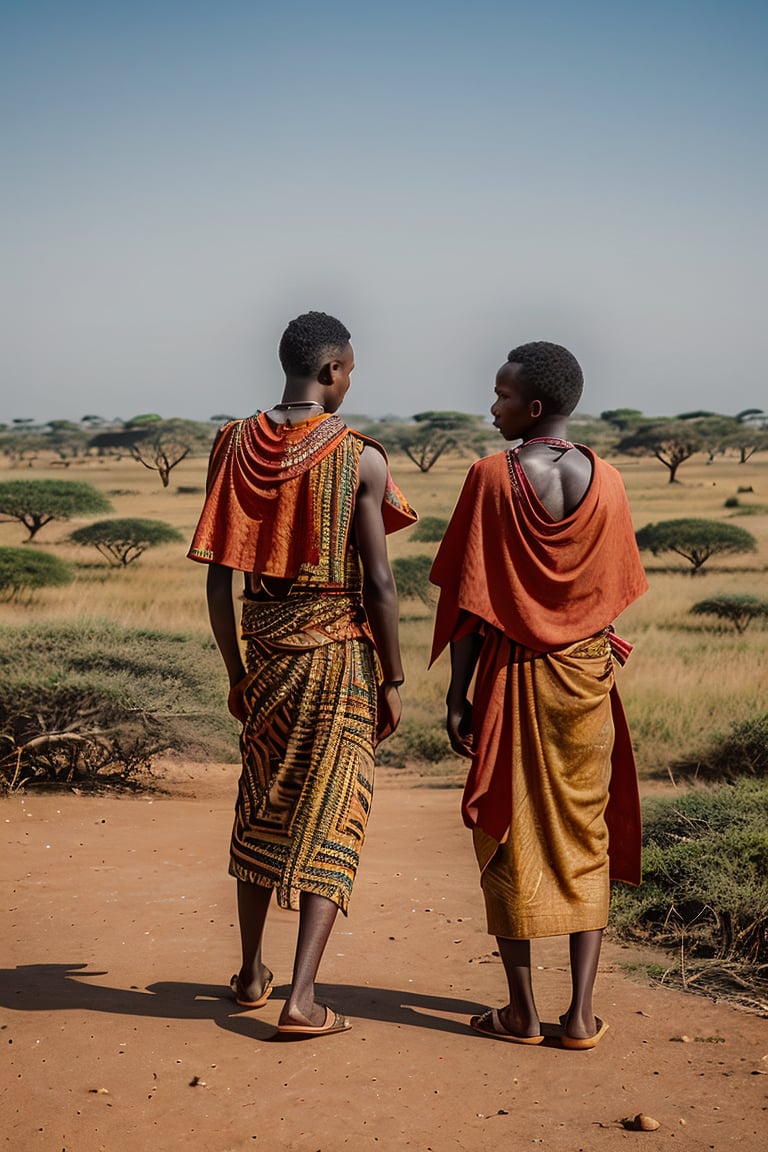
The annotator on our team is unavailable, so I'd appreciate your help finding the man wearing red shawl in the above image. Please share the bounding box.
[189,312,416,1037]
[430,342,647,1049]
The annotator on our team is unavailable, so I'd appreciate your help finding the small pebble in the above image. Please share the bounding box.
[622,1113,661,1131]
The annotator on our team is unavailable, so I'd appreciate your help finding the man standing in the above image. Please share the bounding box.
[430,341,646,1048]
[189,311,416,1036]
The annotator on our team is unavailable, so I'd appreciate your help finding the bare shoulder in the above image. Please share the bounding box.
[560,446,594,510]
[562,445,594,482]
[357,441,387,490]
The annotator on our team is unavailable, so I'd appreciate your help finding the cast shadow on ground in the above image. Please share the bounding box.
[0,963,498,1041]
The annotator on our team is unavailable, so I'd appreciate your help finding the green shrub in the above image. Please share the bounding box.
[610,780,768,967]
[410,516,448,542]
[392,555,436,606]
[0,547,74,601]
[404,722,451,763]
[0,620,238,790]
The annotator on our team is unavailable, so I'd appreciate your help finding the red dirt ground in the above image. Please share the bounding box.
[2,769,766,1152]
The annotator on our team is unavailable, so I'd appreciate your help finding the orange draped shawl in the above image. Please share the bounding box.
[430,447,648,885]
[188,413,416,576]
[431,448,647,658]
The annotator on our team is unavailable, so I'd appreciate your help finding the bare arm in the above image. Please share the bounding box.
[446,631,483,758]
[206,563,249,721]
[354,445,403,740]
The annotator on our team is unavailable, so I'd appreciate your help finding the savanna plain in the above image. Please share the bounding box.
[2,442,767,1151]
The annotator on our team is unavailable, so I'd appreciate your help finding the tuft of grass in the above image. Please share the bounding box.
[410,516,448,542]
[670,712,768,781]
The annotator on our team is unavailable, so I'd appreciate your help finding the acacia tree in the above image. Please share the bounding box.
[690,594,768,633]
[381,411,489,472]
[635,518,757,573]
[0,546,74,600]
[617,420,701,483]
[678,410,768,464]
[89,418,214,486]
[0,480,113,540]
[69,518,184,566]
[678,415,737,464]
[723,424,768,464]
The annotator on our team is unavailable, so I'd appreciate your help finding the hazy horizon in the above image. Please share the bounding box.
[2,1,766,425]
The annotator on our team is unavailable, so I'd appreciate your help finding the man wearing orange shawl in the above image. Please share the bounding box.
[189,312,416,1037]
[430,342,647,1049]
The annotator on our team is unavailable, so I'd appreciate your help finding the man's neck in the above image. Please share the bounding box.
[521,415,570,443]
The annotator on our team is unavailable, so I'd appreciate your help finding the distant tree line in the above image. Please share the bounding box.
[0,414,219,487]
[0,406,766,483]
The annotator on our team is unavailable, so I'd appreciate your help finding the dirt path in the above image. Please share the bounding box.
[2,775,766,1151]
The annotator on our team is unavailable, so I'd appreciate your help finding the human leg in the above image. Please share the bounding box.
[471,936,543,1041]
[278,891,341,1028]
[233,879,273,1003]
[493,935,542,1036]
[563,927,603,1038]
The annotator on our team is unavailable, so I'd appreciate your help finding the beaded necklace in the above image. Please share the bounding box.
[514,435,574,451]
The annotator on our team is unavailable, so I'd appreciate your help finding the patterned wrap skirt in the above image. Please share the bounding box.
[229,590,377,914]
[471,630,616,939]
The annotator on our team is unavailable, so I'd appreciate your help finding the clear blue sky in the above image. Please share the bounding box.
[2,0,766,422]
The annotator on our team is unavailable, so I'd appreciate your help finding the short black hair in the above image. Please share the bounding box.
[507,341,584,415]
[278,311,351,377]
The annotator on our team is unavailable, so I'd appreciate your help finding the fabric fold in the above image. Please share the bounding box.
[189,412,416,576]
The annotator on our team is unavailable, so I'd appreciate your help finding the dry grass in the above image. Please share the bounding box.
[1,447,766,778]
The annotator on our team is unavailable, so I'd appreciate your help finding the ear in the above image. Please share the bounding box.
[327,356,344,383]
[529,399,542,419]
[318,363,333,386]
